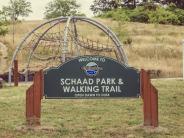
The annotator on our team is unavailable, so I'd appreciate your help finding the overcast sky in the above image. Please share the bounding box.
[0,0,94,20]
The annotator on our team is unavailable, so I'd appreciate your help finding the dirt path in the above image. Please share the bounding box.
[0,42,8,73]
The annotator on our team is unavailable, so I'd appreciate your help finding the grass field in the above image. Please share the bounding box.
[0,79,184,138]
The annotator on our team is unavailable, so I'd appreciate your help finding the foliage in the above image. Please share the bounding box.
[90,0,122,15]
[0,11,8,36]
[164,0,184,9]
[2,0,32,21]
[129,7,149,23]
[148,7,179,25]
[44,0,82,19]
[166,3,184,25]
[100,3,184,25]
[91,0,184,16]
[0,26,8,36]
[0,10,8,22]
[100,8,130,22]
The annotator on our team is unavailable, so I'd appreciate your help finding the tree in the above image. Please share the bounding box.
[146,0,184,9]
[2,0,32,21]
[90,0,139,15]
[90,0,122,15]
[165,0,184,9]
[44,0,81,19]
[91,0,184,15]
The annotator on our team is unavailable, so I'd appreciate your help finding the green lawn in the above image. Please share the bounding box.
[0,80,184,138]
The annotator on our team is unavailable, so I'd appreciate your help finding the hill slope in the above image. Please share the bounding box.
[0,19,184,77]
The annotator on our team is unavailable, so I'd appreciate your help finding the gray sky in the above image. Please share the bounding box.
[0,0,94,20]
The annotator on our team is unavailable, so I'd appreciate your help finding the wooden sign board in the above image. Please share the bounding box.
[44,56,140,99]
[25,61,158,127]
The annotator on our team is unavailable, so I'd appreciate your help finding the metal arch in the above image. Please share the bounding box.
[27,17,72,66]
[76,17,128,65]
[8,17,67,84]
[26,18,68,70]
[10,17,68,68]
[62,17,72,62]
[10,16,128,67]
[9,16,129,83]
[24,17,129,71]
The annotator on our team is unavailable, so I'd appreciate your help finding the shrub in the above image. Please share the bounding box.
[113,9,130,22]
[0,27,8,36]
[175,9,184,25]
[101,9,130,22]
[123,37,132,45]
[148,7,179,25]
[100,4,184,25]
[129,11,149,23]
[0,21,8,36]
[166,4,184,25]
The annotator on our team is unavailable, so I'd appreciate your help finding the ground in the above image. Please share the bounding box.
[0,79,184,138]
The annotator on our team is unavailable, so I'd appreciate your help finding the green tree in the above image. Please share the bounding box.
[44,0,81,19]
[2,0,32,21]
[165,0,184,9]
[90,0,138,15]
[90,0,122,15]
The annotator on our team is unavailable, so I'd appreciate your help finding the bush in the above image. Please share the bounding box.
[129,11,149,23]
[113,9,130,22]
[100,9,130,22]
[0,27,8,36]
[130,12,149,23]
[148,7,179,25]
[166,4,184,25]
[100,4,184,25]
[175,9,184,25]
[0,22,8,36]
[123,37,132,45]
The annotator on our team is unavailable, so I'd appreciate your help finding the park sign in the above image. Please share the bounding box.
[44,56,140,99]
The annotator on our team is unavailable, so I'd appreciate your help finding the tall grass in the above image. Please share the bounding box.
[0,19,184,77]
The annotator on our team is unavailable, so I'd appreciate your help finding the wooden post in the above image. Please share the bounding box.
[25,68,158,127]
[13,60,19,86]
[0,78,3,88]
[26,70,43,126]
[141,69,159,127]
[150,84,158,127]
[26,85,34,124]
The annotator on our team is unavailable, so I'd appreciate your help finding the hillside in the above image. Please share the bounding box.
[0,19,184,77]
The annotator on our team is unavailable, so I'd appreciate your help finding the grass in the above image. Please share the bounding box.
[0,79,184,137]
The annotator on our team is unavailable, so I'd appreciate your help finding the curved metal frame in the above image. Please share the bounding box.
[62,17,72,62]
[9,16,128,83]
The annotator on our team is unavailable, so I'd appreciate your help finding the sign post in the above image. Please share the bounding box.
[25,56,158,128]
[26,70,43,126]
[13,60,19,86]
[141,69,158,127]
